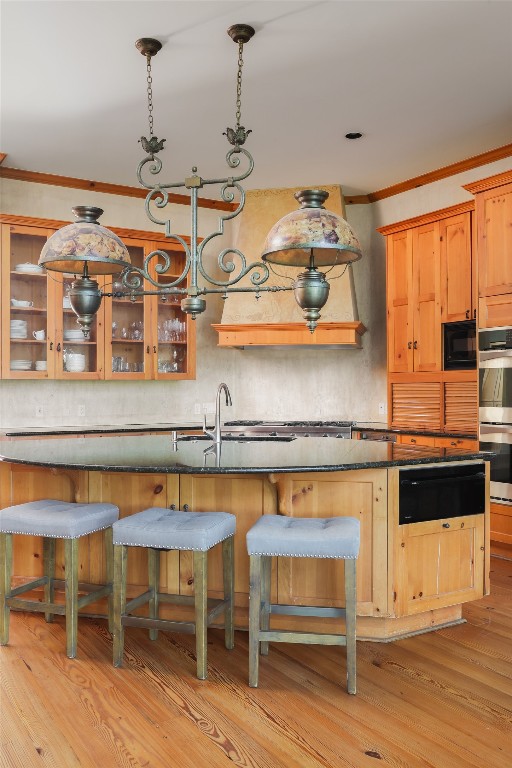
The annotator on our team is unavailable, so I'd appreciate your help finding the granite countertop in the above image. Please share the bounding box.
[0,433,488,474]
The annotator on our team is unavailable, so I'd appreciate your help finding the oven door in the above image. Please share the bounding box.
[479,357,512,423]
[479,423,512,503]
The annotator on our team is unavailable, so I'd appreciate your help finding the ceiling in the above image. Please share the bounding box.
[1,0,512,197]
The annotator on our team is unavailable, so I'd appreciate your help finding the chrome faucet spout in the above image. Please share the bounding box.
[203,383,232,445]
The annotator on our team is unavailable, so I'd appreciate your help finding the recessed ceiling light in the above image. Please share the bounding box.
[345,132,363,140]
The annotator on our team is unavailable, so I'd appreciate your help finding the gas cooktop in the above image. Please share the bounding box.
[223,420,354,437]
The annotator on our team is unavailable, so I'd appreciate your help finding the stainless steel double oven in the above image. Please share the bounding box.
[479,326,512,503]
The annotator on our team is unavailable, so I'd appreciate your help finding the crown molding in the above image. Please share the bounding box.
[463,170,512,195]
[0,166,236,212]
[2,144,511,209]
[377,200,474,236]
[361,143,512,204]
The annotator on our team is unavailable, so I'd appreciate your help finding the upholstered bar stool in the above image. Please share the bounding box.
[247,515,360,693]
[0,499,119,658]
[112,507,236,680]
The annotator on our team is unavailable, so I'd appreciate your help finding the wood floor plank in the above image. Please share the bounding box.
[1,557,511,768]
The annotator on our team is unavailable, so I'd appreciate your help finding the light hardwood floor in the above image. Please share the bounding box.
[1,557,511,768]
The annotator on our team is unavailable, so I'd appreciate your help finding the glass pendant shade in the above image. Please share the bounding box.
[39,206,131,275]
[261,189,362,268]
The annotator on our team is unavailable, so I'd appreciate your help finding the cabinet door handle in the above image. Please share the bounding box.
[56,343,61,352]
[146,345,150,354]
[407,341,412,349]
[413,340,418,349]
[49,341,53,351]
[182,504,190,512]
[466,309,470,318]
[153,345,157,354]
[169,504,177,510]
[473,309,476,319]
[442,523,450,528]
[410,438,416,443]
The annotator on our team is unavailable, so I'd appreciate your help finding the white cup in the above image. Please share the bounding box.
[33,330,46,341]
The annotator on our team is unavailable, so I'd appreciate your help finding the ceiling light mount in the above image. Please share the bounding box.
[135,38,163,58]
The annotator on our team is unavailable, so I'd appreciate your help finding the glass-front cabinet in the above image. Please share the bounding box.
[1,224,52,379]
[1,220,196,381]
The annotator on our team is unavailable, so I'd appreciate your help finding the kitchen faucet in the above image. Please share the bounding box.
[203,383,232,445]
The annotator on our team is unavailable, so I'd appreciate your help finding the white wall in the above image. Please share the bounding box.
[1,157,510,428]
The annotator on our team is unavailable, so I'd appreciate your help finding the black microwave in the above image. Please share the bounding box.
[443,320,476,370]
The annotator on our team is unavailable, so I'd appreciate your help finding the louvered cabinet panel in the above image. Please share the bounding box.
[391,382,442,430]
[444,381,478,433]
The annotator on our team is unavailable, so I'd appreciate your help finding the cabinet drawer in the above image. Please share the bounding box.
[400,434,436,447]
[434,437,478,450]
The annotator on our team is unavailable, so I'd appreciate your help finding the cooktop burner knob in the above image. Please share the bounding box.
[269,431,278,436]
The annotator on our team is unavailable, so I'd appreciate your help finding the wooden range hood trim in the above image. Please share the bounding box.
[213,322,366,349]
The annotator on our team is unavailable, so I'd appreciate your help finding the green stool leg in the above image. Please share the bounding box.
[104,526,114,634]
[260,555,271,656]
[148,547,160,641]
[43,537,56,623]
[222,536,235,651]
[248,554,262,688]
[64,538,79,659]
[344,558,357,695]
[193,550,208,680]
[113,544,127,667]
[0,533,13,645]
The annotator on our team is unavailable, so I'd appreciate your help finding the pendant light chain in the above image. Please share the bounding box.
[146,53,155,138]
[235,40,244,130]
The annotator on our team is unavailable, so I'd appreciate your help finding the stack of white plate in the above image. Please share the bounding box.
[10,319,28,339]
[11,359,32,371]
[66,353,86,373]
[15,263,44,274]
[64,329,84,341]
[35,360,47,371]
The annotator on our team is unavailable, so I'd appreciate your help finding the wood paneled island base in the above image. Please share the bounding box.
[0,434,490,642]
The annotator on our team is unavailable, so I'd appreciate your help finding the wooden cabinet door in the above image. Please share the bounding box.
[394,514,484,616]
[149,242,196,381]
[440,212,473,322]
[269,470,389,617]
[104,238,153,380]
[1,224,54,379]
[477,182,512,298]
[88,471,180,593]
[387,230,413,372]
[411,222,441,371]
[178,473,275,604]
[390,381,442,431]
[479,293,512,328]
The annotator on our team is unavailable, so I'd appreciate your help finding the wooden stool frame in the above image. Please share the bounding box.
[248,554,357,693]
[113,535,235,680]
[0,528,114,658]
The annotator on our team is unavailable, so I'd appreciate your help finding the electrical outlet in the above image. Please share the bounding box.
[378,402,387,415]
[78,404,86,418]
[35,405,44,418]
[194,402,201,416]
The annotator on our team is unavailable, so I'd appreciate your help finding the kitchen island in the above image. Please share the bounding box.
[0,434,490,641]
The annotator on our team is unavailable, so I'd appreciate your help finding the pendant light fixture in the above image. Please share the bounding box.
[39,24,363,337]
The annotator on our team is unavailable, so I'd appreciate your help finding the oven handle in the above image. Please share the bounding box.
[480,423,512,441]
[479,349,512,360]
[401,472,485,488]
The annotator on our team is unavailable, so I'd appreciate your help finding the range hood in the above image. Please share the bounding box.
[213,184,366,348]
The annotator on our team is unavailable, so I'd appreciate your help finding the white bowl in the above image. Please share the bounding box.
[11,299,33,307]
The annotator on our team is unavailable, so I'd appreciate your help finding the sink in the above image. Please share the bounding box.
[175,434,296,443]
